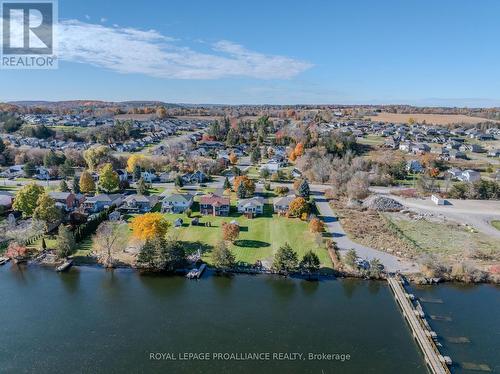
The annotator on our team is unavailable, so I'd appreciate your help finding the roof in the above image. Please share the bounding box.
[85,194,122,203]
[48,192,73,200]
[200,194,230,206]
[273,195,295,206]
[162,193,193,204]
[237,197,264,207]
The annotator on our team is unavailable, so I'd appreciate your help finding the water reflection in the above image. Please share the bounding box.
[58,267,80,294]
[300,279,320,296]
[341,278,363,299]
[265,275,297,301]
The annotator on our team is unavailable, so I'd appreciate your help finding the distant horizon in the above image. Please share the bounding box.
[1,0,499,107]
[4,99,500,109]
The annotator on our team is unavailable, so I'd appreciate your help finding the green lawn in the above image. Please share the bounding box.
[491,221,500,231]
[163,204,332,269]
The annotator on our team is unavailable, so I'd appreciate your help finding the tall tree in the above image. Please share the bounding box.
[59,180,69,192]
[272,243,298,275]
[212,240,236,270]
[23,160,36,178]
[223,176,231,190]
[98,163,119,193]
[79,170,95,194]
[33,193,61,230]
[56,224,76,259]
[13,183,45,217]
[71,175,80,194]
[236,182,247,199]
[130,212,170,240]
[297,179,310,198]
[136,177,147,195]
[92,222,126,268]
[300,250,320,278]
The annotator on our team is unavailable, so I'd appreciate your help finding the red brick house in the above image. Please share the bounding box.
[200,194,230,216]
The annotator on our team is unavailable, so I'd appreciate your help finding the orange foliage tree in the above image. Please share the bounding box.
[288,197,309,217]
[6,242,29,259]
[289,150,297,162]
[294,142,304,157]
[233,176,255,196]
[222,222,240,243]
[130,213,170,240]
[309,218,325,233]
[229,153,238,165]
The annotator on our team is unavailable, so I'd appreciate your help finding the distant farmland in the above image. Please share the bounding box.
[366,112,499,125]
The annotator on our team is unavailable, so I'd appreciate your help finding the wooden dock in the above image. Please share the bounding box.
[186,263,206,279]
[387,276,451,374]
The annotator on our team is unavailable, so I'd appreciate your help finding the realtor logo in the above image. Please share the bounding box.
[1,0,58,69]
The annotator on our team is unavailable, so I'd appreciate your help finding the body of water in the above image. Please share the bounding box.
[0,265,426,373]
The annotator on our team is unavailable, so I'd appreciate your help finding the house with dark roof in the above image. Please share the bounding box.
[236,196,264,217]
[82,194,123,213]
[119,194,158,213]
[48,192,78,211]
[200,194,230,216]
[272,195,295,215]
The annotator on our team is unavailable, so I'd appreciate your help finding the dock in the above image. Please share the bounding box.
[186,263,206,279]
[387,276,451,374]
[56,260,73,272]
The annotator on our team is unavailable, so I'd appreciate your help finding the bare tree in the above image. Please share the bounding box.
[92,222,126,268]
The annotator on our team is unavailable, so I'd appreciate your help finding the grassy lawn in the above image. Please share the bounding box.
[358,134,386,146]
[163,204,331,269]
[491,221,500,231]
[388,215,500,262]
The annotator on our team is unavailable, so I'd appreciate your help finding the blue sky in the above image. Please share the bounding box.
[1,0,500,106]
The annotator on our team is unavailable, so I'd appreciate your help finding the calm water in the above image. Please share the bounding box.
[412,283,500,373]
[0,265,440,373]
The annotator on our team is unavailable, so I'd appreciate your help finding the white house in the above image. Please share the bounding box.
[236,196,264,217]
[458,170,481,183]
[161,194,194,214]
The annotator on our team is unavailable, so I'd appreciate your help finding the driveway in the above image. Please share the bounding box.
[312,194,419,274]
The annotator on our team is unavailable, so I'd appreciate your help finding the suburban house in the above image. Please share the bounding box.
[0,192,13,211]
[48,192,78,211]
[82,194,123,213]
[487,149,500,158]
[259,160,283,173]
[35,166,51,180]
[273,195,296,215]
[116,169,128,182]
[161,194,194,214]
[236,196,264,217]
[0,165,24,178]
[182,170,208,185]
[200,193,230,216]
[119,194,159,213]
[406,160,423,173]
[141,170,157,183]
[458,169,481,183]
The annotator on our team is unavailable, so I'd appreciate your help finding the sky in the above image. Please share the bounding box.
[1,0,500,106]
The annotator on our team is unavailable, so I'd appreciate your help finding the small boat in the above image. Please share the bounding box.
[0,257,10,265]
[56,260,73,272]
[186,263,207,279]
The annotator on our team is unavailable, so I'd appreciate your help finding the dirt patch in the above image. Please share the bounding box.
[366,112,499,125]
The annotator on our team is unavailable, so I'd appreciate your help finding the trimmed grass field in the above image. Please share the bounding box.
[491,220,500,231]
[163,204,332,269]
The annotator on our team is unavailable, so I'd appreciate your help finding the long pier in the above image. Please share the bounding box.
[387,276,451,374]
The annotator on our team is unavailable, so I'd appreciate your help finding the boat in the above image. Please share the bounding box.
[56,260,73,272]
[0,257,10,265]
[186,263,207,279]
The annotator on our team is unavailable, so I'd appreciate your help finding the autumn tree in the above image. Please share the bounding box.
[83,146,110,171]
[130,212,170,240]
[294,142,304,157]
[288,197,309,217]
[127,154,146,173]
[228,153,238,165]
[289,150,297,162]
[212,240,236,270]
[6,242,28,259]
[33,193,61,230]
[222,222,240,243]
[79,170,95,194]
[56,224,76,259]
[13,183,45,217]
[272,243,298,275]
[136,177,148,195]
[98,163,119,193]
[346,171,370,200]
[274,186,289,196]
[233,176,255,197]
[309,218,325,233]
[156,107,168,119]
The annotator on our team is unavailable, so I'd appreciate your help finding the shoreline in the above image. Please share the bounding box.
[7,256,498,285]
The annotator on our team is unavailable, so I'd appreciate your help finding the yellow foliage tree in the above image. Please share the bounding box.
[79,170,95,194]
[130,213,170,241]
[228,153,238,165]
[127,154,145,173]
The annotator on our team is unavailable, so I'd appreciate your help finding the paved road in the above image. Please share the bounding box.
[312,193,419,274]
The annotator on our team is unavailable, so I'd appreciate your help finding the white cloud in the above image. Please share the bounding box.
[56,20,312,79]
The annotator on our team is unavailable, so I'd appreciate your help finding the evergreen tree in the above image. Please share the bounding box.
[23,160,36,178]
[212,241,236,269]
[236,182,247,199]
[297,179,310,199]
[250,147,261,164]
[300,250,320,278]
[59,180,69,192]
[56,225,76,259]
[174,175,184,188]
[272,243,298,275]
[223,177,231,190]
[133,164,141,182]
[72,175,80,194]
